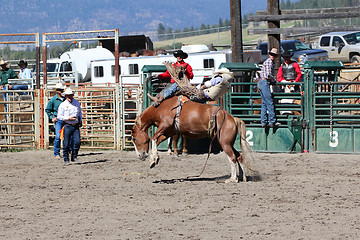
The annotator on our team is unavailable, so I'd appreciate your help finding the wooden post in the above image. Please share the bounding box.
[267,0,281,68]
[230,0,243,62]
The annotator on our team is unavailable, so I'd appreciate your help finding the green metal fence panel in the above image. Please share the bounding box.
[304,60,360,153]
[223,62,305,153]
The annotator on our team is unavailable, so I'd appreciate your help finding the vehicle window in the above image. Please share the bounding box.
[281,42,296,52]
[94,66,104,77]
[294,41,310,51]
[258,44,268,55]
[111,65,121,76]
[332,36,344,46]
[320,36,330,47]
[203,59,214,68]
[343,33,360,45]
[129,64,138,74]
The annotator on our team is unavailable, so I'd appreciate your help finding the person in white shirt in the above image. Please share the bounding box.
[9,60,32,95]
[57,88,82,165]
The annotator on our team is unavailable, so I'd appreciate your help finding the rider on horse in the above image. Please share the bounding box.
[148,68,234,106]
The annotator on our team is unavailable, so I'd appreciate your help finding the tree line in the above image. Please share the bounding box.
[157,18,231,41]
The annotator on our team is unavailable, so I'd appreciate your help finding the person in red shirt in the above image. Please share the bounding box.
[148,50,193,106]
[277,50,302,93]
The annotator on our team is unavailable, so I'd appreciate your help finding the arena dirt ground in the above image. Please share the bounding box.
[0,149,359,239]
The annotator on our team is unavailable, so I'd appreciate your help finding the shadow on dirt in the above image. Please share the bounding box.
[73,159,109,165]
[152,174,262,184]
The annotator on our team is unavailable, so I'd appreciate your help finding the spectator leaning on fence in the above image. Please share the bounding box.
[0,59,18,94]
[0,60,18,112]
[257,48,281,128]
[16,60,33,92]
[45,82,66,159]
[57,88,82,165]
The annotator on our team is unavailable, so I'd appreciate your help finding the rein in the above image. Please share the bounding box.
[187,107,226,179]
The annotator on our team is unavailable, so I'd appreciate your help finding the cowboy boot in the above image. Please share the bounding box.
[147,93,164,107]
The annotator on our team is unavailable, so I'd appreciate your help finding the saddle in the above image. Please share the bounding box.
[173,95,221,138]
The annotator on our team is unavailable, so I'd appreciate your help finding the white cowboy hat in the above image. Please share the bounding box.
[62,87,74,96]
[214,68,234,81]
[268,48,279,56]
[0,59,9,66]
[55,82,65,90]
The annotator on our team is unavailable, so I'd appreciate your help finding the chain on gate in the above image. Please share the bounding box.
[329,82,334,139]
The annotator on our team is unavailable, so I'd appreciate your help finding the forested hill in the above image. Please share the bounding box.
[1,0,298,35]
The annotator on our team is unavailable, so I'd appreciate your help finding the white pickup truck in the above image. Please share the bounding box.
[317,31,360,63]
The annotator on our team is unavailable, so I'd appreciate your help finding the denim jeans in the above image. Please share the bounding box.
[54,120,64,157]
[11,85,28,95]
[257,79,276,125]
[63,124,81,162]
[163,83,180,99]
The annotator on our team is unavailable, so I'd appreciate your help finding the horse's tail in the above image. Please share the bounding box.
[234,117,256,174]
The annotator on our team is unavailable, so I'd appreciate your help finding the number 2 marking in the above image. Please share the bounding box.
[246,130,254,146]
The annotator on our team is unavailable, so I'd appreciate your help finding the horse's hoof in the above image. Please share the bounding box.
[149,160,156,169]
[225,178,238,183]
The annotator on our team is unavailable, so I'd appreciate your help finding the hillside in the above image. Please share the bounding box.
[153,21,296,50]
[1,0,297,35]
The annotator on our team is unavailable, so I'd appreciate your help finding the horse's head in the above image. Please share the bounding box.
[131,121,150,160]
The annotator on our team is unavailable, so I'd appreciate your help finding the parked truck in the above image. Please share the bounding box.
[257,40,329,64]
[317,31,360,63]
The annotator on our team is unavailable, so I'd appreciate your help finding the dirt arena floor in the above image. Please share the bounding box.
[0,149,359,239]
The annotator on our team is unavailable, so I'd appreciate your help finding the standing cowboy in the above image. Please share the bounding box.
[148,50,194,106]
[45,82,65,159]
[57,88,82,165]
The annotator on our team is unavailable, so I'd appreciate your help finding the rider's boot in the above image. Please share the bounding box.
[147,93,164,107]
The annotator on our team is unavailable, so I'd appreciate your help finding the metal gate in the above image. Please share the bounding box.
[0,89,39,149]
[303,61,360,153]
[222,62,304,153]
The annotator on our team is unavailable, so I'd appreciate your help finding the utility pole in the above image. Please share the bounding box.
[268,0,281,68]
[230,0,243,62]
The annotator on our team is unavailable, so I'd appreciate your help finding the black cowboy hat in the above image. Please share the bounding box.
[18,60,28,66]
[282,50,294,57]
[173,50,188,59]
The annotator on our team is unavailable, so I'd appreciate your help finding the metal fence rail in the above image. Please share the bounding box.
[0,89,38,149]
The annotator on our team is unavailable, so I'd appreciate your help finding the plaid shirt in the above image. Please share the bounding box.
[259,57,275,80]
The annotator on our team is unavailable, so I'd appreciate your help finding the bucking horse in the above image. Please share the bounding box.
[131,96,255,183]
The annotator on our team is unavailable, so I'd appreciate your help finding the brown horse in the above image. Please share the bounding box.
[131,96,254,182]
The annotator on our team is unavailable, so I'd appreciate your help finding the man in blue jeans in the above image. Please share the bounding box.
[57,88,82,165]
[45,83,65,159]
[257,48,281,128]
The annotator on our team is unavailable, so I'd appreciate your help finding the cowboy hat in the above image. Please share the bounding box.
[55,82,65,90]
[0,59,9,66]
[268,48,279,56]
[282,50,294,57]
[18,60,28,66]
[173,50,188,59]
[62,87,74,96]
[214,68,234,81]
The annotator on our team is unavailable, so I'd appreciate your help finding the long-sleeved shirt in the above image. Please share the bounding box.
[159,60,194,83]
[203,76,222,98]
[19,67,32,79]
[0,68,18,86]
[57,98,82,125]
[45,95,64,119]
[259,57,275,80]
[277,61,302,82]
